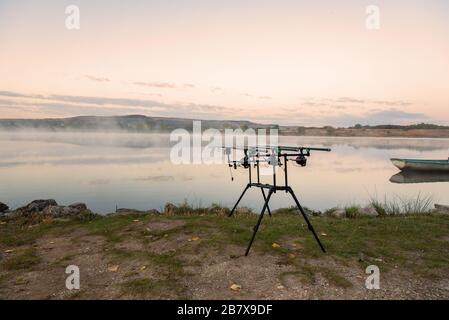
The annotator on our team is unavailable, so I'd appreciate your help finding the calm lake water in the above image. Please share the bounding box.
[1,131,448,213]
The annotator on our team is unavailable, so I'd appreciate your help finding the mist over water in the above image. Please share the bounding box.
[1,131,448,213]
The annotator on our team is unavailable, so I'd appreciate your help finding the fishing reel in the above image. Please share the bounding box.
[240,156,250,169]
[294,148,311,167]
[295,155,307,167]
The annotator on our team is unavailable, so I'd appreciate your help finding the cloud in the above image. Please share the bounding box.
[133,81,195,89]
[0,90,44,99]
[302,101,328,107]
[259,96,272,100]
[85,75,110,82]
[0,90,430,126]
[336,97,365,104]
[320,109,429,126]
[210,87,222,93]
[133,81,176,89]
[0,90,237,119]
[300,97,411,107]
[371,100,411,107]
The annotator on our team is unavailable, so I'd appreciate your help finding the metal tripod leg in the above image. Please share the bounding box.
[287,187,326,253]
[261,188,272,217]
[245,188,274,256]
[229,184,250,217]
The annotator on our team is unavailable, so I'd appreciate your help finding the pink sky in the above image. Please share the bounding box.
[0,0,448,125]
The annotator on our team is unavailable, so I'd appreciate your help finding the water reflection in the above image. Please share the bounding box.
[0,132,448,213]
[390,171,449,184]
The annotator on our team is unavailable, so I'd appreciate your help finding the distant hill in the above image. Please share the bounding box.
[0,116,448,138]
[0,115,278,132]
[349,123,449,130]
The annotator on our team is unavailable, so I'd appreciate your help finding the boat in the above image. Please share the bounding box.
[390,158,449,172]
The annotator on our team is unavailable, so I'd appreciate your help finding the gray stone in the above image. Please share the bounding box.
[235,207,253,215]
[327,208,346,218]
[164,203,178,215]
[433,204,449,215]
[68,202,88,212]
[358,206,379,217]
[16,199,58,215]
[0,202,9,213]
[147,209,161,215]
[41,205,67,217]
[42,205,89,217]
[112,208,161,216]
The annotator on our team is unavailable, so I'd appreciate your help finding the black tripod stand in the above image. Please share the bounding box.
[228,150,328,256]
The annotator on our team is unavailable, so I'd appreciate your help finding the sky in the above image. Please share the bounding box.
[0,0,448,126]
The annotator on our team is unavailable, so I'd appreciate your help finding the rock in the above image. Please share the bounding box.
[114,208,145,215]
[0,202,9,213]
[112,208,160,216]
[10,199,92,219]
[359,206,378,217]
[68,202,88,212]
[303,207,322,216]
[164,203,178,215]
[326,208,346,218]
[433,204,449,215]
[229,283,242,291]
[42,205,82,217]
[15,199,58,215]
[41,205,66,217]
[235,207,253,215]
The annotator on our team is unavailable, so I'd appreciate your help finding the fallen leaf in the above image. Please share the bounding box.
[133,219,140,222]
[49,241,55,244]
[288,253,296,259]
[0,222,6,225]
[230,284,242,291]
[277,285,285,290]
[272,243,281,248]
[108,265,119,272]
[141,266,147,271]
[321,233,327,236]
[5,249,14,253]
[188,236,200,242]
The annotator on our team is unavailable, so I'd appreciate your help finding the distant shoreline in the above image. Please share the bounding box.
[0,115,448,138]
[1,128,449,139]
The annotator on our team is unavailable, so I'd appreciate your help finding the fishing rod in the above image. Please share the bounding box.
[222,145,331,169]
[219,144,331,256]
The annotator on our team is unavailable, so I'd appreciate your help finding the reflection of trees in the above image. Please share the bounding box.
[280,136,449,152]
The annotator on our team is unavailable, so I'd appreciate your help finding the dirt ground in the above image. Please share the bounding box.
[0,213,448,299]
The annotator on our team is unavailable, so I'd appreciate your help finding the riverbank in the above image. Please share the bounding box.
[1,202,448,300]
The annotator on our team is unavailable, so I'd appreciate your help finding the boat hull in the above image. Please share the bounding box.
[390,158,449,172]
[390,171,449,184]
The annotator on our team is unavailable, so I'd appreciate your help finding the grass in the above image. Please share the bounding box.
[107,247,183,276]
[345,205,360,219]
[84,213,147,243]
[279,263,352,288]
[1,248,41,271]
[121,278,183,297]
[369,193,433,216]
[1,203,449,298]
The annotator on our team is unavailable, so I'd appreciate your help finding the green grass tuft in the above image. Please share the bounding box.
[1,248,41,271]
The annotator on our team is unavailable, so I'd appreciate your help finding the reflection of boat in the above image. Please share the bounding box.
[390,158,449,172]
[390,171,449,184]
